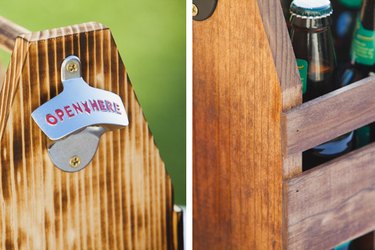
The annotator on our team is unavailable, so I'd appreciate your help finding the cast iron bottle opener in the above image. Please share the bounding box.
[31,55,129,172]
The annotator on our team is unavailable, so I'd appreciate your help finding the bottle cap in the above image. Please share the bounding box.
[290,0,333,18]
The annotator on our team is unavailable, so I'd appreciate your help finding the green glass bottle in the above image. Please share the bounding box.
[352,0,375,75]
[290,0,354,170]
[332,0,363,63]
[336,0,375,147]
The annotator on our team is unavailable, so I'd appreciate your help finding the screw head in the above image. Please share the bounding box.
[66,61,79,73]
[69,156,81,168]
[192,4,199,17]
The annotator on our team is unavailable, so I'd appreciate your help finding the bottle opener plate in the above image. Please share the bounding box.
[31,55,129,172]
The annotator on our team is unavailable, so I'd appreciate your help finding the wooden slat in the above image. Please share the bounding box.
[286,142,375,249]
[193,0,284,248]
[284,75,375,155]
[0,16,30,53]
[0,22,175,249]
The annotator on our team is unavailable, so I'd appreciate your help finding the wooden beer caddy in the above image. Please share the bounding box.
[0,17,182,249]
[193,0,375,249]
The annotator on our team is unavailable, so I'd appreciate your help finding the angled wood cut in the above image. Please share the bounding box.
[0,18,180,249]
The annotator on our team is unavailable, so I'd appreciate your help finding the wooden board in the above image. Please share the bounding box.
[257,0,301,111]
[193,0,284,248]
[0,22,176,249]
[257,0,303,183]
[286,142,375,249]
[283,75,375,155]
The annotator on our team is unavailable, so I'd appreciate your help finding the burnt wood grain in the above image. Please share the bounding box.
[0,16,30,53]
[0,21,178,249]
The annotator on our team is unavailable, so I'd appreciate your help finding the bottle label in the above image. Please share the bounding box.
[352,20,375,66]
[339,0,362,8]
[296,59,308,94]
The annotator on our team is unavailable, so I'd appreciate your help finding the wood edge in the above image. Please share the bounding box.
[256,0,302,111]
[19,22,108,42]
[282,181,290,250]
[256,2,303,248]
[0,37,30,141]
[116,47,176,247]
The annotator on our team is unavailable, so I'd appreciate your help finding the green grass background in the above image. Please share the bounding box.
[1,0,186,204]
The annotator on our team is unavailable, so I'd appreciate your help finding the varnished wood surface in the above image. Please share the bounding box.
[194,0,375,248]
[283,75,375,155]
[257,0,301,112]
[193,0,283,249]
[0,16,30,53]
[286,142,375,249]
[0,22,176,249]
[257,0,303,180]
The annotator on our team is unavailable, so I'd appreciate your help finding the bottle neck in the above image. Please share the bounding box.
[351,0,375,67]
[290,17,337,101]
[290,15,332,29]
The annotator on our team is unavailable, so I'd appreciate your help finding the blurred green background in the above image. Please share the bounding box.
[0,0,186,204]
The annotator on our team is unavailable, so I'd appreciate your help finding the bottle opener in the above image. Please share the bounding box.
[31,55,129,172]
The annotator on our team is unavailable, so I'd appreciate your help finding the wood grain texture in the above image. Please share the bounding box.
[257,0,303,179]
[286,142,375,249]
[193,0,284,249]
[0,22,176,249]
[256,0,302,111]
[0,16,30,53]
[256,3,303,248]
[283,75,375,155]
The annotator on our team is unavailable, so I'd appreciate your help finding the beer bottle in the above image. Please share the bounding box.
[332,0,363,63]
[352,0,375,76]
[333,240,351,250]
[336,0,374,147]
[290,0,354,170]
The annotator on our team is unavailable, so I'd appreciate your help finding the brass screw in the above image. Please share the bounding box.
[69,156,81,168]
[66,61,78,73]
[192,4,198,17]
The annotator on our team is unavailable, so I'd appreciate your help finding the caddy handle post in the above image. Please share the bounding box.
[0,16,30,53]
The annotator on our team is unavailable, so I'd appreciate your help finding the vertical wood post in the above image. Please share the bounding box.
[193,0,298,248]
